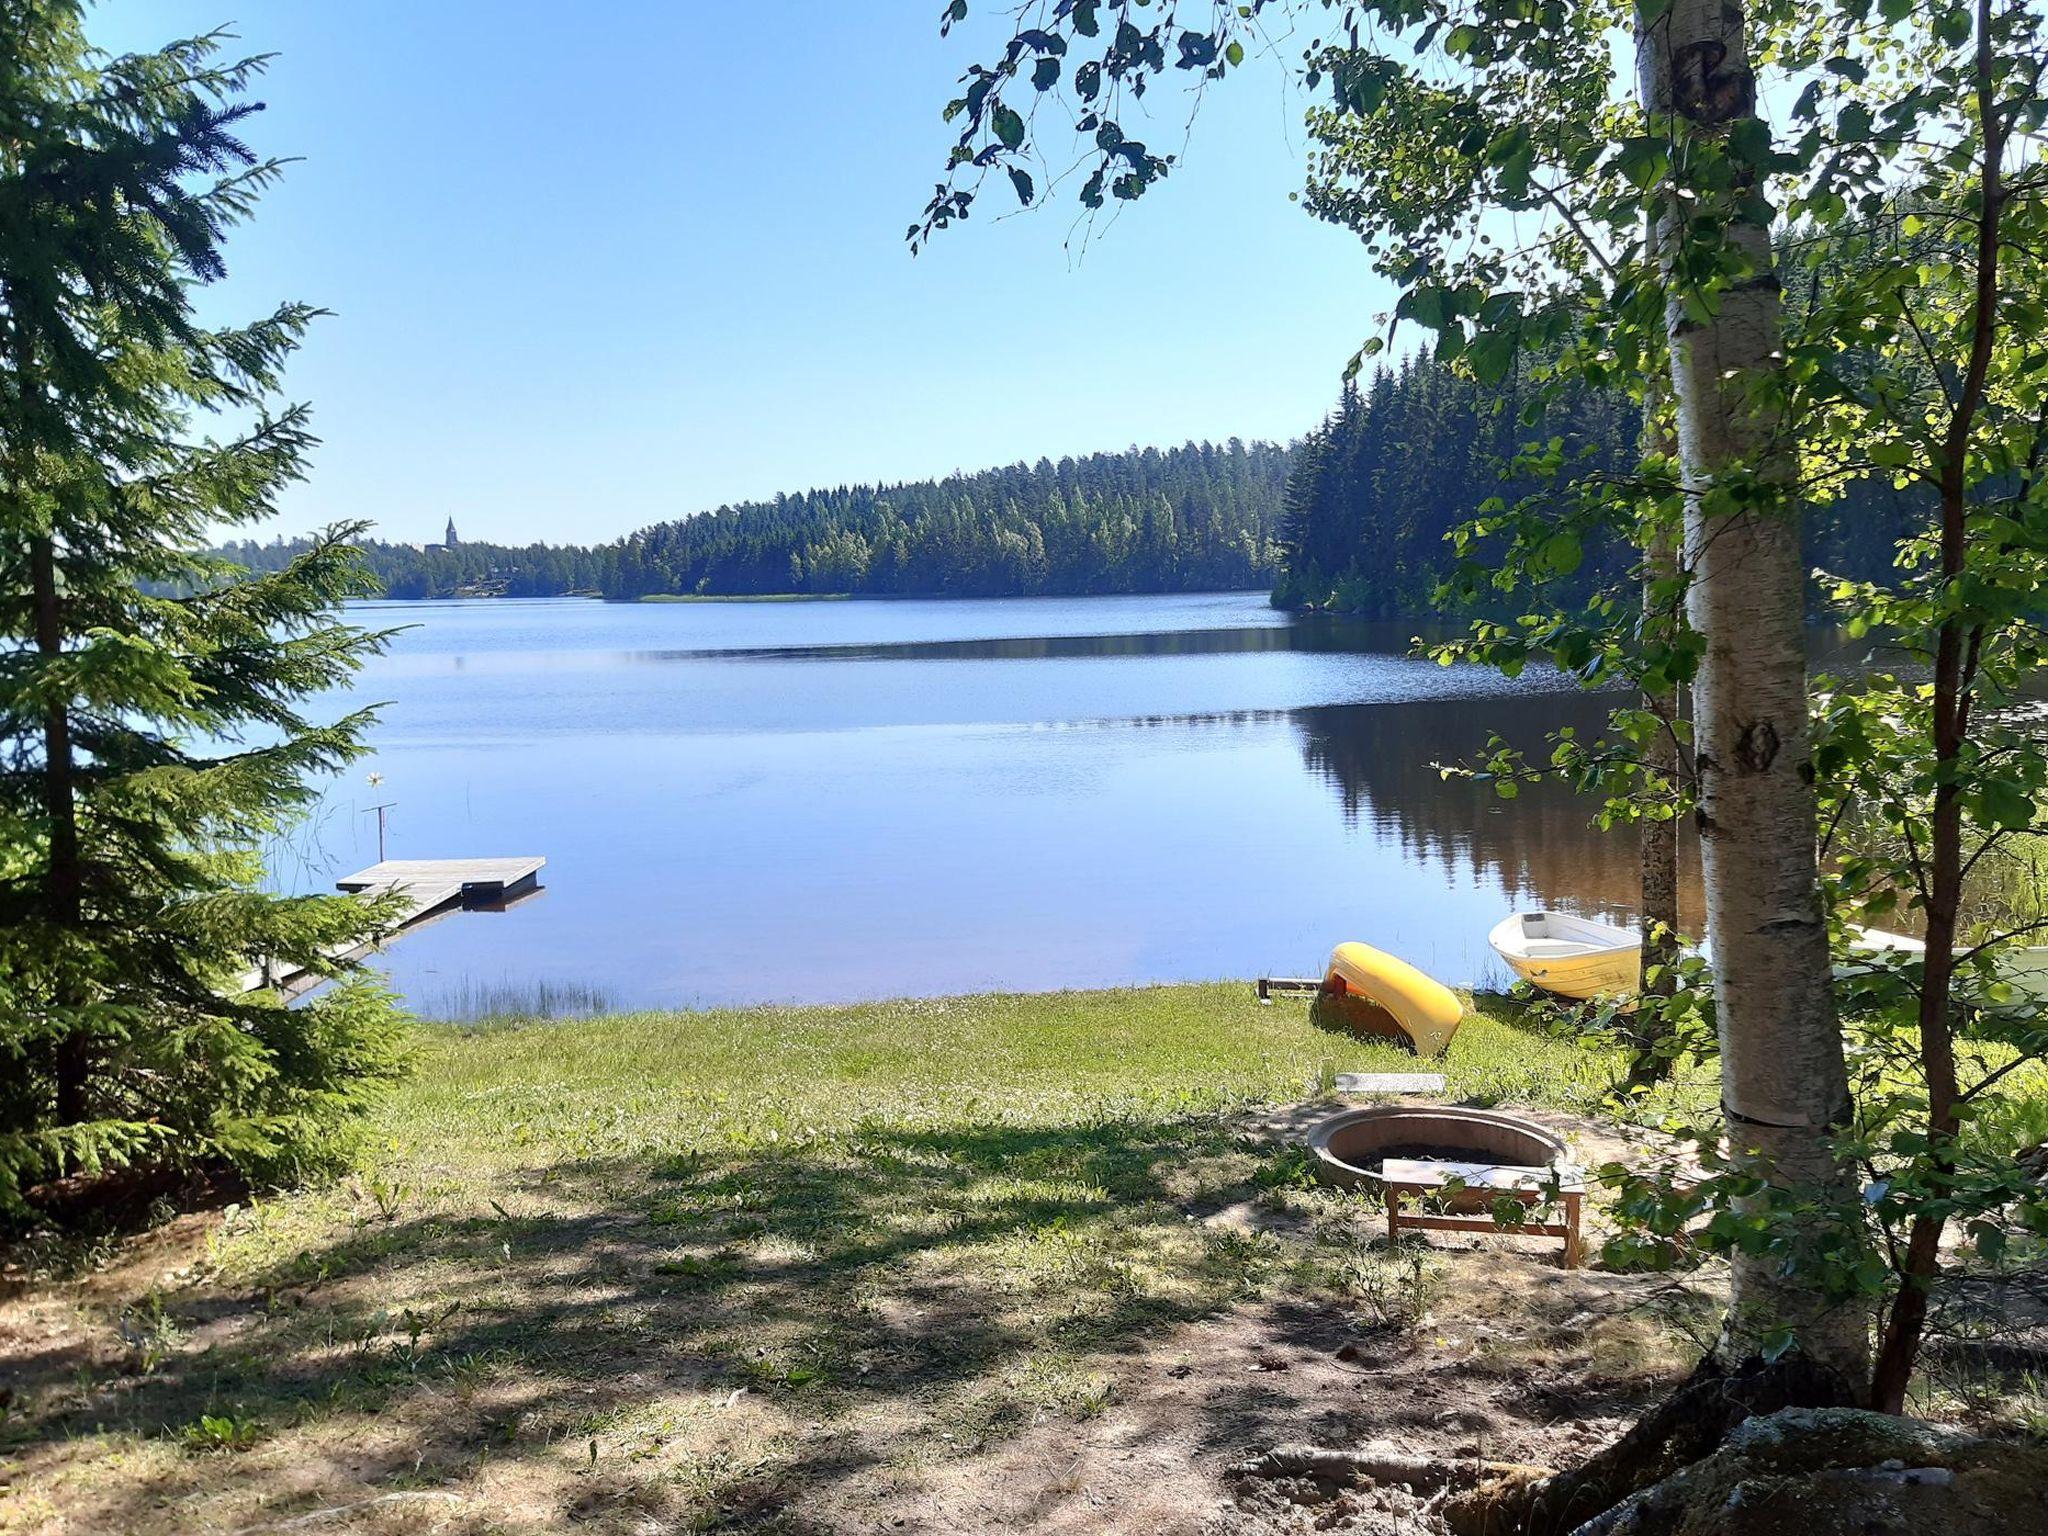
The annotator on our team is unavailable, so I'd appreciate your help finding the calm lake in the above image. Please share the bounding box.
[302,591,1672,1018]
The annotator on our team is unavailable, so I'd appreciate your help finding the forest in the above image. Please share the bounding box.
[214,440,1291,600]
[1275,354,1930,616]
[218,357,1927,612]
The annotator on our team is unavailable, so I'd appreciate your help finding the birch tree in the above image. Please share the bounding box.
[1633,0,1863,1374]
[915,0,2048,1418]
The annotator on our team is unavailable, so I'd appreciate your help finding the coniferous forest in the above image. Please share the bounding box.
[1275,354,1929,616]
[216,441,1291,600]
[217,355,1925,611]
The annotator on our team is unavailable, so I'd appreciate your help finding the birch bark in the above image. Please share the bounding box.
[1639,384,1682,1004]
[1635,0,1866,1379]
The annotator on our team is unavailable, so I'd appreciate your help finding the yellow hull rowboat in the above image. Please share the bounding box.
[1488,912,1641,1001]
[1317,941,1464,1057]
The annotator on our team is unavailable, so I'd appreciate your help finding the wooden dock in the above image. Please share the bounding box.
[239,857,545,995]
[336,856,546,925]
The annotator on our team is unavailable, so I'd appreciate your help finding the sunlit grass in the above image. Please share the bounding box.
[9,984,1691,1534]
[371,983,1629,1178]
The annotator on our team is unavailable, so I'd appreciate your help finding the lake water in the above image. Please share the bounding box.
[301,591,1679,1018]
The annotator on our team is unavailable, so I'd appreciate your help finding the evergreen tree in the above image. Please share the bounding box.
[1274,350,1916,616]
[0,12,407,1214]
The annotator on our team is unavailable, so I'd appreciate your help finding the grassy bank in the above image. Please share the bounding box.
[2,985,1696,1535]
[386,983,1623,1170]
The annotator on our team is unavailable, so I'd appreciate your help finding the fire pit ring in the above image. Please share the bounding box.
[1307,1105,1585,1266]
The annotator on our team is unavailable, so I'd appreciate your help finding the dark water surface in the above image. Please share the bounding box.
[301,592,1671,1018]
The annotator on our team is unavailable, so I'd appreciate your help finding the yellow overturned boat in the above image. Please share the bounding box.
[1314,941,1463,1057]
[1488,911,1641,1001]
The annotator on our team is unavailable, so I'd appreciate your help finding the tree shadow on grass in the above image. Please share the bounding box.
[10,1108,1360,1532]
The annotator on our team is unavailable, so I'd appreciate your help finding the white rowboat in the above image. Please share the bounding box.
[1488,911,1642,1000]
[1848,926,2048,1003]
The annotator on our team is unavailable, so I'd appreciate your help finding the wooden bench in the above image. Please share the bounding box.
[1381,1157,1585,1268]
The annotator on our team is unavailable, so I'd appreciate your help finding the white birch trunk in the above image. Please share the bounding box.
[1638,507,1681,993]
[1635,0,1866,1380]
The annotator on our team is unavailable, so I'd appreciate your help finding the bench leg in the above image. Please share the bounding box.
[1562,1191,1583,1269]
[1387,1188,1401,1248]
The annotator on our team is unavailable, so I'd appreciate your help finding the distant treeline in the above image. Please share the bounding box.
[213,441,1291,601]
[216,370,1920,611]
[1277,352,1925,615]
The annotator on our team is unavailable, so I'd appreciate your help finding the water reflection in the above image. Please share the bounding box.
[1068,692,1704,929]
[633,617,1428,664]
[1292,692,1703,926]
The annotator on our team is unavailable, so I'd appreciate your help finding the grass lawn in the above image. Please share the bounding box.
[0,985,1712,1535]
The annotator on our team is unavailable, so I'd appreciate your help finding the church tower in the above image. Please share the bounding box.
[444,517,459,548]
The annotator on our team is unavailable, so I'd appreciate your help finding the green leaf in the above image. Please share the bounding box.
[992,104,1025,150]
[1468,328,1518,385]
[1007,165,1035,206]
[1614,137,1668,190]
[1033,56,1060,91]
[1536,530,1583,577]
[1727,117,1774,167]
[1225,40,1245,68]
[1397,283,1452,332]
[1976,779,2034,831]
[1498,138,1536,200]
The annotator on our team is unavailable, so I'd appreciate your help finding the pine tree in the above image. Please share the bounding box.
[0,11,408,1214]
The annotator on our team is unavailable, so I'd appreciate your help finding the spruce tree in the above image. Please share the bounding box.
[0,10,407,1214]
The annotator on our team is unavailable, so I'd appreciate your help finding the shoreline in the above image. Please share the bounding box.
[353,586,1279,605]
[404,976,1526,1028]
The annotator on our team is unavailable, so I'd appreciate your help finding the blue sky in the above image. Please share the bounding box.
[92,2,1389,547]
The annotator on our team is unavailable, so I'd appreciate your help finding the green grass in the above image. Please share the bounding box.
[378,983,1622,1174]
[3,984,1667,1535]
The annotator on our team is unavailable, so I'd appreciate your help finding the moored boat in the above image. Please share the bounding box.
[1849,926,2048,1003]
[1488,911,1641,1001]
[1316,941,1464,1057]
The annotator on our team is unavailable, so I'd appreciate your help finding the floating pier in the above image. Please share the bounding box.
[336,856,546,925]
[239,856,545,995]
